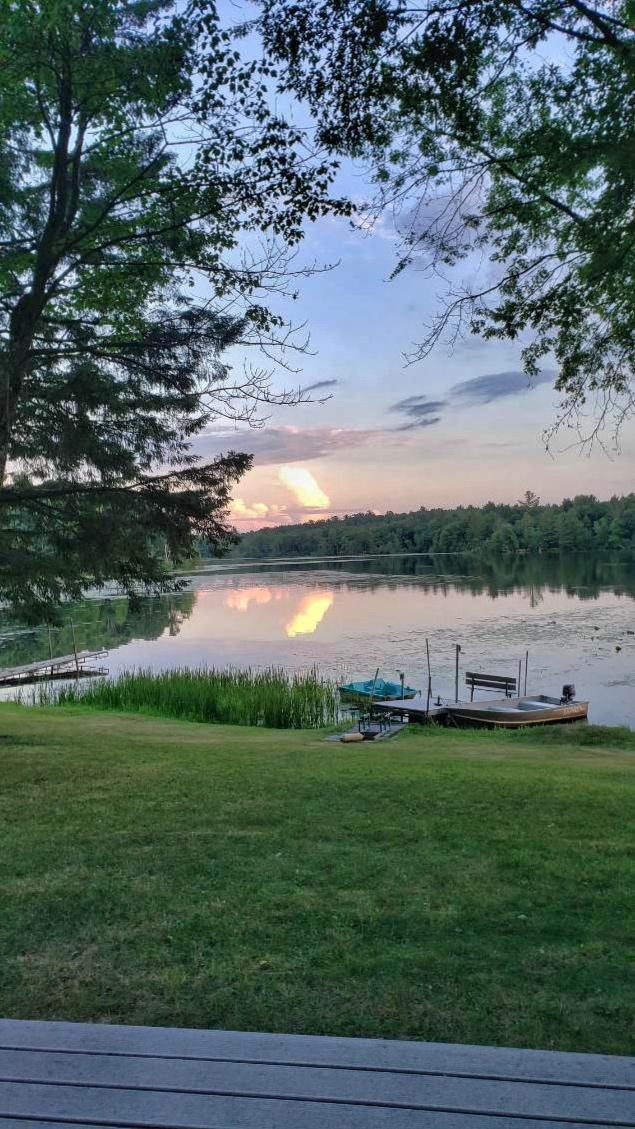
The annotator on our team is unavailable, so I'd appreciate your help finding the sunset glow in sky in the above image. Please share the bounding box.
[197,14,634,532]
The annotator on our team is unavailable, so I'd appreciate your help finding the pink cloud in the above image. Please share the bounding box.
[199,425,387,466]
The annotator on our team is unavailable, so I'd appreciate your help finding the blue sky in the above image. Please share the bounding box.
[196,4,635,529]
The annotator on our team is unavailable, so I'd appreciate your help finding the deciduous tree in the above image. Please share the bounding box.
[260,0,635,441]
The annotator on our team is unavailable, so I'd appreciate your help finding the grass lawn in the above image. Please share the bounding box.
[0,704,633,1054]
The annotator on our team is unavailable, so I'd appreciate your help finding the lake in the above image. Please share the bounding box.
[2,554,634,726]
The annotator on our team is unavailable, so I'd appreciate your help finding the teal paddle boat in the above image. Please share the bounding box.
[339,677,418,701]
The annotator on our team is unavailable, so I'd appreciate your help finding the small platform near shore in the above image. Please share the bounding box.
[0,1017,633,1127]
[372,697,449,722]
[325,720,406,742]
[0,650,107,687]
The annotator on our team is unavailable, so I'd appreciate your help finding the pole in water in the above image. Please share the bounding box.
[70,617,80,679]
[425,638,432,717]
[455,644,461,703]
[370,666,380,711]
[399,671,405,700]
[47,625,53,661]
[518,658,522,697]
[524,650,529,695]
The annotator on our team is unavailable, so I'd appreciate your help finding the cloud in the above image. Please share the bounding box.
[230,499,289,529]
[396,416,443,431]
[352,211,397,241]
[279,465,330,509]
[390,395,447,431]
[388,370,555,430]
[450,370,554,405]
[198,425,381,466]
[231,498,271,520]
[200,370,554,471]
[301,379,339,394]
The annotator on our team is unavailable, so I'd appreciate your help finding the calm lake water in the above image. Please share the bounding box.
[2,554,634,727]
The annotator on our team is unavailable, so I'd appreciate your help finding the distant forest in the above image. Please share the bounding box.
[225,494,635,559]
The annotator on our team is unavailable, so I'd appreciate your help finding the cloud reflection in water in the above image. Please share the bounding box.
[286,593,334,638]
[225,587,273,612]
[224,586,334,638]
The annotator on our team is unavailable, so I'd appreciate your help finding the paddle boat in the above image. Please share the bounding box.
[339,677,419,701]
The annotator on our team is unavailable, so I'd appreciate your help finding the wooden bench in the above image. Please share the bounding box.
[466,671,517,700]
[0,1018,633,1127]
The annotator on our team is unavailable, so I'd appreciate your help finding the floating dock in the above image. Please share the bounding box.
[372,698,449,722]
[0,650,108,687]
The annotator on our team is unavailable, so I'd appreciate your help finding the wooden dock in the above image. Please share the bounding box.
[372,698,449,722]
[0,1019,632,1126]
[0,650,107,687]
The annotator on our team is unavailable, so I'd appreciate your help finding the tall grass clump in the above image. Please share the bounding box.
[51,667,339,729]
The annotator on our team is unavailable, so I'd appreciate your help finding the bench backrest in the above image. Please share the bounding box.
[465,671,517,699]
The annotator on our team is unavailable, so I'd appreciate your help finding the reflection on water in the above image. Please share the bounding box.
[225,587,274,612]
[1,554,634,726]
[215,552,635,602]
[223,586,335,637]
[285,592,334,638]
[0,592,195,671]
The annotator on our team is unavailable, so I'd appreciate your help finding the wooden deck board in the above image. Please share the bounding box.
[0,1021,632,1128]
[0,1121,109,1129]
[1,1049,634,1121]
[372,699,448,720]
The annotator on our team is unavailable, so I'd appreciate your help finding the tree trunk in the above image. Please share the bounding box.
[0,293,43,486]
[0,69,78,487]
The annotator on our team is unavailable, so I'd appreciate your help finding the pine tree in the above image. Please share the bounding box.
[0,0,346,618]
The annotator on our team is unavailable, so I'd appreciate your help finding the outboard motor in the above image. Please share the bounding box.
[561,683,576,703]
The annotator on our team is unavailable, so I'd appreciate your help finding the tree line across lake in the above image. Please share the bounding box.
[224,495,635,560]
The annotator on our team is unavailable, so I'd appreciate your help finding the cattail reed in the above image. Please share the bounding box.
[49,666,339,729]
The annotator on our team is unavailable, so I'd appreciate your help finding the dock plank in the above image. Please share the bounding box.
[372,700,448,720]
[0,1021,632,1129]
[0,1122,108,1129]
[1,1021,633,1087]
[0,1049,633,1122]
[2,1082,632,1129]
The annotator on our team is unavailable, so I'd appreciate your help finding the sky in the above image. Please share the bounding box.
[194,5,635,532]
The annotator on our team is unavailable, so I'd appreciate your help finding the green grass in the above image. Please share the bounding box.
[0,704,633,1054]
[41,666,339,728]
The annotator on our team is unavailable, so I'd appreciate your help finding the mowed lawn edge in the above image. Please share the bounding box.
[0,704,633,1054]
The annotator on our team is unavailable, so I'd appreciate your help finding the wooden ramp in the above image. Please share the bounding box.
[0,1019,633,1127]
[0,651,107,687]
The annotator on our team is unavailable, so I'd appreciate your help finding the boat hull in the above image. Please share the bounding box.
[447,695,588,729]
[339,680,417,701]
[338,686,418,695]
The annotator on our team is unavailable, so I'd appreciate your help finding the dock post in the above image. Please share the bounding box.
[70,617,80,679]
[524,650,529,695]
[518,658,522,696]
[47,625,53,661]
[425,638,432,718]
[454,644,461,703]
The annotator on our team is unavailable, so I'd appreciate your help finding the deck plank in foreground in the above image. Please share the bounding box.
[0,1020,632,1129]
